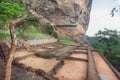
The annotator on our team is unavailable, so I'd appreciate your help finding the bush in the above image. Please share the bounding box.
[52,32,58,38]
[88,28,120,72]
[45,23,54,35]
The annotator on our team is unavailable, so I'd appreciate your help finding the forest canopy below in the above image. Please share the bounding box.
[87,28,120,72]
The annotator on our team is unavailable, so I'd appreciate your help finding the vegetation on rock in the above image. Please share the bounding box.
[60,39,76,45]
[45,23,58,38]
[0,0,51,40]
[0,0,27,80]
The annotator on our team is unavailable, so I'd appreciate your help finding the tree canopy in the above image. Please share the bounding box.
[87,28,120,71]
[0,0,25,26]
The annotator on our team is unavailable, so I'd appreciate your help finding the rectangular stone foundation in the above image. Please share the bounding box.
[14,51,59,73]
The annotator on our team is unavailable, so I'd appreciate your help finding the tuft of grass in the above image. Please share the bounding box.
[60,39,76,45]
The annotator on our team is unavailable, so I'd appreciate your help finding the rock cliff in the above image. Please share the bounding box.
[25,0,93,42]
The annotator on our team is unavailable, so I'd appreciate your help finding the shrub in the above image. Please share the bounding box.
[45,23,54,35]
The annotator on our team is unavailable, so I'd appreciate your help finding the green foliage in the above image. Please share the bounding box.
[0,0,26,40]
[15,25,51,39]
[60,39,76,45]
[45,23,54,35]
[0,1,25,24]
[116,54,120,58]
[52,32,58,38]
[0,0,56,40]
[0,0,25,37]
[0,0,46,40]
[13,10,42,39]
[0,26,8,30]
[23,12,40,28]
[0,33,10,39]
[88,28,120,71]
[45,23,58,38]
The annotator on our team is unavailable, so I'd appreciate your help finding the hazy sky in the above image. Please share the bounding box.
[86,0,120,36]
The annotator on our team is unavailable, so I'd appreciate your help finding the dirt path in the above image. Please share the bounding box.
[12,44,120,80]
[71,53,87,59]
[14,45,89,80]
[74,49,88,53]
[55,60,87,80]
[93,51,119,80]
[55,50,88,80]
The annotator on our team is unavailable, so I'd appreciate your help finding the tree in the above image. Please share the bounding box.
[0,1,25,26]
[0,1,27,80]
[4,13,27,80]
[88,28,120,71]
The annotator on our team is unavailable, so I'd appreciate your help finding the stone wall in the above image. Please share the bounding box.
[26,38,57,45]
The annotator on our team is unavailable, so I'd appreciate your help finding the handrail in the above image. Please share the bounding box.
[87,46,100,80]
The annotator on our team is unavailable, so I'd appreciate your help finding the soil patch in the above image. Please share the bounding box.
[70,53,88,60]
[14,51,59,73]
[74,49,88,53]
[55,60,87,80]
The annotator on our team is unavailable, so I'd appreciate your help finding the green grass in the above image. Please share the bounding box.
[23,30,51,39]
[0,26,8,30]
[0,33,10,39]
[16,26,52,39]
[60,39,76,45]
[0,31,51,40]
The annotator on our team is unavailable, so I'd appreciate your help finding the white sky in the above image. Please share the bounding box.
[86,0,120,36]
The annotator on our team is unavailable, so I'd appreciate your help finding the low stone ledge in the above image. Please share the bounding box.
[26,38,57,45]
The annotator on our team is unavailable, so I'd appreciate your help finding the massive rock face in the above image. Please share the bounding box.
[25,0,92,42]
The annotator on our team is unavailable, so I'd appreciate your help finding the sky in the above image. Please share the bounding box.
[86,0,120,36]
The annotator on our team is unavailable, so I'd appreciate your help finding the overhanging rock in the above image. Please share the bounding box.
[25,0,93,42]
